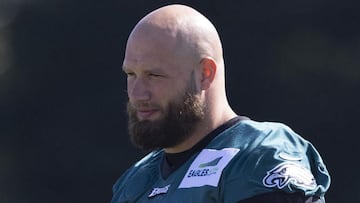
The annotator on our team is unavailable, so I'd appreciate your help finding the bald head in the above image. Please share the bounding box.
[124,5,237,153]
[125,4,224,71]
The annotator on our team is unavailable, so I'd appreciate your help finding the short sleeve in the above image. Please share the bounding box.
[219,122,330,202]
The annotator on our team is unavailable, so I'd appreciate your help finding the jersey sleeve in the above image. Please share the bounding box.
[237,191,324,203]
[219,122,330,203]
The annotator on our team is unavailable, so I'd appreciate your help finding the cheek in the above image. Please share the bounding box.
[126,78,138,98]
[150,77,188,104]
[153,88,177,107]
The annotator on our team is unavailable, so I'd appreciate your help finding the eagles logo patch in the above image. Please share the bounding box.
[262,162,317,190]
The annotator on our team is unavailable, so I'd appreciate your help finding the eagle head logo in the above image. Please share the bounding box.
[262,162,317,190]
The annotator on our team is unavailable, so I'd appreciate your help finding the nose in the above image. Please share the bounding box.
[127,77,151,102]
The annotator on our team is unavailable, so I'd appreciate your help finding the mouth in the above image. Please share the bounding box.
[136,109,160,120]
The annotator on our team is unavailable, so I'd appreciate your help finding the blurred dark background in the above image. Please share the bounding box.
[0,0,359,202]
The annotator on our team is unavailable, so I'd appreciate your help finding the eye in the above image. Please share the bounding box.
[125,72,135,77]
[149,73,161,77]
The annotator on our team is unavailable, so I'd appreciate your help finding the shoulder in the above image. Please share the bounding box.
[237,119,303,140]
[242,120,310,152]
[212,119,308,150]
[113,150,163,186]
[111,150,164,201]
[217,120,330,202]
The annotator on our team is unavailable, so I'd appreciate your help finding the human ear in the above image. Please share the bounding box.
[200,57,217,90]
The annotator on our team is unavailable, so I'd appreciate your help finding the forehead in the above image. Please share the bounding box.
[123,38,188,75]
[123,48,181,74]
[123,21,200,75]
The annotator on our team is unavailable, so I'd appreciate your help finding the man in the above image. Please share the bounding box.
[112,4,330,203]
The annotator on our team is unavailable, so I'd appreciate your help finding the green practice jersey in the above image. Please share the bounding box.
[112,119,330,202]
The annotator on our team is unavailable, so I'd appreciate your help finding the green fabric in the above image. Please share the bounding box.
[112,120,330,203]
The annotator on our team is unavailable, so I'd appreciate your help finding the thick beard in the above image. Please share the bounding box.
[127,93,205,152]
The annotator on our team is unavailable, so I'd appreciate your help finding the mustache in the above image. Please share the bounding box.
[127,101,162,110]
